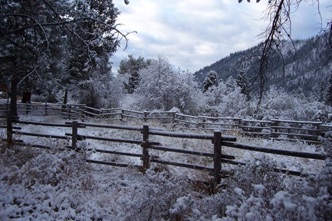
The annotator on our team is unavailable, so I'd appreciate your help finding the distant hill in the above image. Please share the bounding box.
[194,32,332,98]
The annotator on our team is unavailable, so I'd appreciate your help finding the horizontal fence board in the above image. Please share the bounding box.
[150,159,213,171]
[149,145,235,160]
[79,122,143,131]
[84,111,100,116]
[271,132,319,139]
[240,126,271,130]
[92,148,142,158]
[241,119,272,123]
[222,141,327,160]
[99,113,122,117]
[221,159,303,176]
[122,114,143,119]
[13,131,69,140]
[176,113,199,119]
[86,159,141,168]
[200,122,237,127]
[270,126,321,132]
[271,119,322,125]
[174,119,198,125]
[17,120,72,127]
[272,138,321,144]
[66,133,144,144]
[240,132,271,136]
[148,130,213,140]
[149,145,214,157]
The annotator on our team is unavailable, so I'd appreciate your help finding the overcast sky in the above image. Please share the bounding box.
[111,0,331,73]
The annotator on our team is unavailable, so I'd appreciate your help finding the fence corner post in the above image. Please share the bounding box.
[213,130,222,187]
[72,121,78,150]
[141,124,150,172]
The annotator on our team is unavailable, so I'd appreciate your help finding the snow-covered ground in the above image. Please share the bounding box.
[0,115,331,220]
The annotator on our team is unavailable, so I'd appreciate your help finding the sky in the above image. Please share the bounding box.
[111,0,331,73]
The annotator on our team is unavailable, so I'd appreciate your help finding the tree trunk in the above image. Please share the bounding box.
[63,89,68,105]
[10,78,19,121]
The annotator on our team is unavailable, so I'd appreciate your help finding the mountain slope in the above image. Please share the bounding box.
[194,32,332,98]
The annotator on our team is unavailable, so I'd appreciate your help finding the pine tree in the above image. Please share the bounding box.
[1,0,126,112]
[118,55,151,93]
[236,71,250,100]
[203,71,218,92]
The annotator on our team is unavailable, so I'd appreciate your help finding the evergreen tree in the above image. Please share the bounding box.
[118,55,151,93]
[203,71,218,92]
[236,71,250,100]
[0,0,126,114]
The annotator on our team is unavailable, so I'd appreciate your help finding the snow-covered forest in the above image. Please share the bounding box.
[1,0,332,220]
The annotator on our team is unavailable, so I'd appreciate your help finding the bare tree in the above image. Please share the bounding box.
[240,0,332,104]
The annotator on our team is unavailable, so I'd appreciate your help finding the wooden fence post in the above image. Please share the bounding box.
[25,104,29,115]
[141,124,150,172]
[144,111,148,123]
[44,103,48,116]
[72,121,78,150]
[201,116,206,129]
[213,130,222,186]
[271,119,278,139]
[68,105,72,119]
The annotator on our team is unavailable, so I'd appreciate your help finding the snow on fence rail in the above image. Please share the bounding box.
[0,119,328,187]
[1,103,332,144]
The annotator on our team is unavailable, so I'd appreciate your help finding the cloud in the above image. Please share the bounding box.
[111,0,330,73]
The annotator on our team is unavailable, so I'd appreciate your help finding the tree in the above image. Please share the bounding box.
[203,70,218,92]
[118,55,151,93]
[173,70,204,115]
[236,71,251,100]
[203,78,247,117]
[133,56,203,114]
[134,57,177,111]
[0,0,129,117]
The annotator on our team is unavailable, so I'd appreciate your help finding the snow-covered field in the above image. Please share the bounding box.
[0,115,331,220]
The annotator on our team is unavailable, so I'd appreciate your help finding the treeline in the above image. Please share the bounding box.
[114,55,332,120]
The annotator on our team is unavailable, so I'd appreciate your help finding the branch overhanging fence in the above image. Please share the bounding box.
[1,103,332,144]
[1,119,329,187]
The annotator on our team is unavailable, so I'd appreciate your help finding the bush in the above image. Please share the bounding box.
[167,157,332,220]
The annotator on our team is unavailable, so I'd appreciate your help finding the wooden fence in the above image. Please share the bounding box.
[1,103,332,144]
[0,119,328,188]
[0,103,85,119]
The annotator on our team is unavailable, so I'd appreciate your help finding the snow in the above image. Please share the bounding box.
[0,115,331,220]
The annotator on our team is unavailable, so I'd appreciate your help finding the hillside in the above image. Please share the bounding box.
[194,32,332,98]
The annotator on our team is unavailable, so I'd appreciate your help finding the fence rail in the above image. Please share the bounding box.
[1,103,332,144]
[0,103,85,119]
[1,118,329,189]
